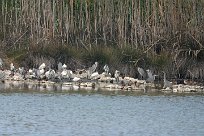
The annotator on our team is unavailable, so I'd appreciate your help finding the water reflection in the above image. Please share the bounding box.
[0,81,204,97]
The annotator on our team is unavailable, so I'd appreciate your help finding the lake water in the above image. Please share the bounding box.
[0,90,204,136]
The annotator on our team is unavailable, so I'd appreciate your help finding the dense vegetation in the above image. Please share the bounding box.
[1,0,204,79]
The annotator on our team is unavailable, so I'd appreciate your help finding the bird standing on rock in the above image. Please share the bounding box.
[61,64,68,78]
[162,71,172,89]
[90,72,100,80]
[89,62,98,73]
[39,63,46,70]
[57,62,63,72]
[137,67,146,80]
[103,64,109,75]
[62,64,67,69]
[0,58,3,68]
[146,69,157,83]
[37,63,46,79]
[10,63,15,76]
[45,69,56,80]
[114,70,120,83]
[88,62,98,78]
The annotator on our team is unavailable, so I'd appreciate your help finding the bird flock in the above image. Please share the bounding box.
[1,58,203,93]
[0,59,171,88]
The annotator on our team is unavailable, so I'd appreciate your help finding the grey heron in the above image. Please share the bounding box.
[89,62,98,74]
[162,71,172,88]
[57,62,63,72]
[137,67,146,80]
[146,69,157,83]
[114,70,120,83]
[87,62,98,78]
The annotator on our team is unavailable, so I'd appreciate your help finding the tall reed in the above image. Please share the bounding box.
[1,0,204,78]
[1,0,203,50]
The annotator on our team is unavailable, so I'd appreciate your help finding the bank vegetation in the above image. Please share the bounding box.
[1,0,204,80]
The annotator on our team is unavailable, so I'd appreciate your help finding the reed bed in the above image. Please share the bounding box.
[1,0,204,79]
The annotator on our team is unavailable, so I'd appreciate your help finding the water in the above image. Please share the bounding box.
[0,92,204,136]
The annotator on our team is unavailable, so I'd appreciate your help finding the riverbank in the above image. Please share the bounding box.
[1,0,204,84]
[1,74,204,94]
[1,59,204,94]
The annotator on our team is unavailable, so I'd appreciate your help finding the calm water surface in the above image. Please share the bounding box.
[0,91,204,136]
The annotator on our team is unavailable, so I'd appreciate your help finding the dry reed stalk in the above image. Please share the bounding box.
[0,0,204,54]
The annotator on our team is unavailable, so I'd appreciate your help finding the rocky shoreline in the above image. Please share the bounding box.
[0,61,204,94]
[1,72,204,94]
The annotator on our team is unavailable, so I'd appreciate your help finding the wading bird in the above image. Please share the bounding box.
[62,64,67,69]
[89,62,98,74]
[37,63,46,79]
[146,69,157,83]
[0,58,3,68]
[103,64,109,74]
[39,63,46,70]
[87,62,98,79]
[10,63,15,76]
[114,70,120,83]
[137,67,146,80]
[57,62,63,72]
[45,69,56,80]
[162,71,172,88]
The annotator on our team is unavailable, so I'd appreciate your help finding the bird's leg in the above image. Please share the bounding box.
[116,77,119,84]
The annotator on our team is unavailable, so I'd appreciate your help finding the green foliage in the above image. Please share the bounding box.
[7,49,27,64]
[119,46,143,64]
[150,53,172,70]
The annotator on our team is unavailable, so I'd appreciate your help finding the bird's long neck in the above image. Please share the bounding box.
[163,73,167,81]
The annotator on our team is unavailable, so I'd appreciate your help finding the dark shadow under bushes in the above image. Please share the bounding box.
[4,42,204,81]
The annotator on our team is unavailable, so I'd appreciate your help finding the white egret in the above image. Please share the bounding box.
[103,64,109,74]
[62,64,67,69]
[38,68,45,77]
[10,63,15,76]
[72,77,80,82]
[18,67,24,75]
[10,63,15,71]
[39,63,46,70]
[90,72,100,79]
[61,68,73,79]
[61,69,68,78]
[0,58,3,68]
